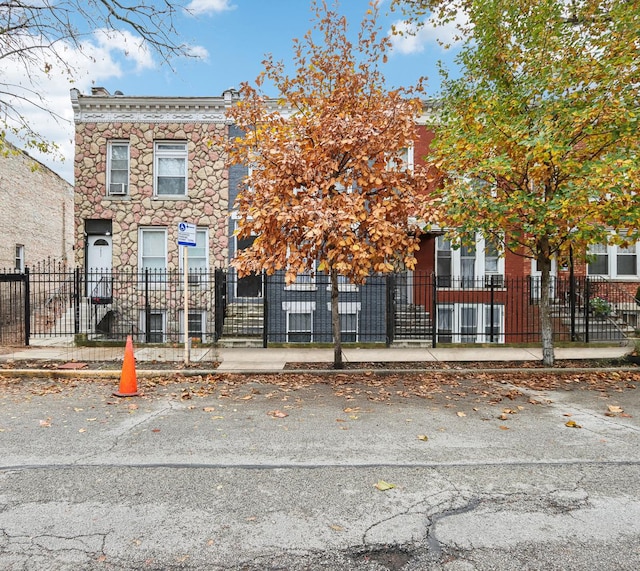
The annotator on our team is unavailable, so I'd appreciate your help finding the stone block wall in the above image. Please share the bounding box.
[0,141,73,270]
[74,121,229,270]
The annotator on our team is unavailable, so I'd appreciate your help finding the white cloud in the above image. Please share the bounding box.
[0,31,161,182]
[185,0,236,16]
[390,12,468,55]
[185,44,210,62]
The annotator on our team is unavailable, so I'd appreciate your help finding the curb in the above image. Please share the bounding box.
[1,366,638,379]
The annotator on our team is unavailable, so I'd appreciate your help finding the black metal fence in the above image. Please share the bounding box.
[1,263,638,347]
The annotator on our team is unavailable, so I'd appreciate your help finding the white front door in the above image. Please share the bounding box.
[87,236,113,298]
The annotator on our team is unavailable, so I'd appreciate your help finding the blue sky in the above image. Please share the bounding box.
[2,0,462,183]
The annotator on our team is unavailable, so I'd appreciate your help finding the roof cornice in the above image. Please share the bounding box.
[70,89,230,124]
[69,88,438,125]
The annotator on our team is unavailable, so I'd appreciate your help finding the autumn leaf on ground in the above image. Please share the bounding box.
[417,434,429,441]
[203,407,216,412]
[374,480,396,491]
[565,420,582,428]
[605,405,623,417]
[499,425,510,430]
[329,524,344,532]
[456,411,466,417]
[39,419,51,427]
[268,410,288,418]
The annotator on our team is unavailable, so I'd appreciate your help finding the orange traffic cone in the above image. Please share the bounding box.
[114,335,139,397]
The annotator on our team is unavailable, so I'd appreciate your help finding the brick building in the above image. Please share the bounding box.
[0,141,73,270]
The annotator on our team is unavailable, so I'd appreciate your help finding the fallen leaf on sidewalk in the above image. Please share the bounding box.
[456,411,466,417]
[268,410,288,418]
[374,480,396,491]
[565,420,582,428]
[417,434,429,441]
[39,418,51,428]
[605,405,623,417]
[329,524,344,532]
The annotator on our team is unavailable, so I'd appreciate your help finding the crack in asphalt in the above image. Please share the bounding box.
[425,496,483,559]
[2,458,640,472]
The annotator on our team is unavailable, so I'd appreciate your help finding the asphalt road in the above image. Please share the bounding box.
[1,373,639,570]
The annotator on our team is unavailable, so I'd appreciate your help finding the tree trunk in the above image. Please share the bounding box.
[538,250,555,367]
[330,268,343,369]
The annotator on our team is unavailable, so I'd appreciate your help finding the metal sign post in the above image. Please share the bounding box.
[178,222,197,366]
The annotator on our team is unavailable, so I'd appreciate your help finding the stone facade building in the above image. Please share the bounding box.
[0,141,73,270]
[71,87,231,341]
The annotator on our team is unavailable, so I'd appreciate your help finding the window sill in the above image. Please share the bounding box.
[285,285,318,291]
[153,195,189,201]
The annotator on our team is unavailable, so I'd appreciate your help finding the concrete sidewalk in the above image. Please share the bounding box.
[0,342,634,373]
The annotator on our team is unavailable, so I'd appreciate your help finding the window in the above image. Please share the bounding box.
[179,229,208,284]
[107,141,129,195]
[588,243,608,275]
[15,245,25,272]
[155,142,188,196]
[484,305,504,343]
[436,233,504,289]
[140,311,165,343]
[180,310,206,343]
[140,228,167,278]
[588,241,639,278]
[436,236,452,287]
[283,302,315,342]
[386,146,414,172]
[460,242,476,288]
[285,258,316,291]
[340,312,358,343]
[437,305,453,343]
[288,312,312,343]
[437,303,504,344]
[460,305,478,343]
[326,302,361,342]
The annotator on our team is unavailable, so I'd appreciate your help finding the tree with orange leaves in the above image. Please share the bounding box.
[222,0,432,368]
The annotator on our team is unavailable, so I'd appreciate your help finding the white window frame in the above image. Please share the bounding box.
[326,302,361,342]
[15,244,25,272]
[437,303,505,344]
[283,301,315,343]
[154,141,188,197]
[107,141,130,196]
[139,227,168,279]
[139,310,166,343]
[179,310,207,343]
[436,234,505,289]
[588,241,639,279]
[324,274,359,292]
[179,228,209,285]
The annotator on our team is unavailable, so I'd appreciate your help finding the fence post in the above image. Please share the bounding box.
[144,268,151,343]
[431,273,438,349]
[385,274,395,347]
[74,267,81,334]
[489,275,495,343]
[584,277,590,344]
[569,274,576,342]
[262,272,268,348]
[24,268,31,346]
